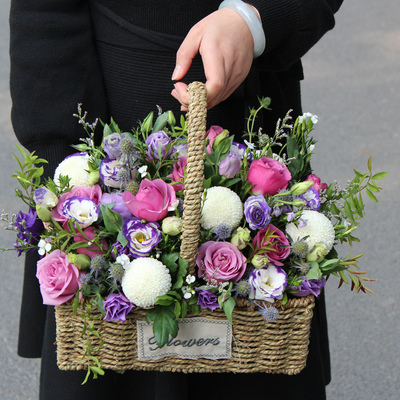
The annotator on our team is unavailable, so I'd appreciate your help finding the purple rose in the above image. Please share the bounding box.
[103,293,134,323]
[13,207,44,256]
[61,196,99,228]
[244,195,271,230]
[122,217,161,257]
[146,130,172,160]
[295,187,321,211]
[291,277,326,297]
[218,146,241,178]
[197,289,219,311]
[249,264,287,301]
[99,192,132,219]
[103,133,124,160]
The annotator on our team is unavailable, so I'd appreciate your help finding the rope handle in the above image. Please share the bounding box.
[179,82,207,275]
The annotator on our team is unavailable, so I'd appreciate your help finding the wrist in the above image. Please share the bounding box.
[218,0,266,58]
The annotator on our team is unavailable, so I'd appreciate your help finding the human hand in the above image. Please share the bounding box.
[171,7,254,110]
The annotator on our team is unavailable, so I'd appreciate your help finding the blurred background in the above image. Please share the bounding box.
[0,1,399,398]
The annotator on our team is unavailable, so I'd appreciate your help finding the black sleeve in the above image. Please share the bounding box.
[248,0,344,70]
[9,0,109,153]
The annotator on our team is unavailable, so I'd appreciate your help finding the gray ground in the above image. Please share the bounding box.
[0,1,399,399]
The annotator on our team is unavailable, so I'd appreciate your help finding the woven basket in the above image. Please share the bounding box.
[55,82,315,374]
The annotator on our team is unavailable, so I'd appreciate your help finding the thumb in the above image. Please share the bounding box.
[172,29,202,81]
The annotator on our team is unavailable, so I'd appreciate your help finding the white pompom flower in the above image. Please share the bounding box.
[286,210,335,252]
[54,152,91,187]
[122,258,172,307]
[200,186,243,231]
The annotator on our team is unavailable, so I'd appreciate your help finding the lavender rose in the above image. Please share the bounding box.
[249,264,287,301]
[103,133,124,160]
[103,292,134,323]
[244,195,271,230]
[291,277,326,297]
[196,241,247,284]
[13,207,43,256]
[218,146,241,178]
[36,249,81,305]
[122,217,161,257]
[146,130,172,160]
[99,192,132,219]
[61,196,99,228]
[197,289,219,311]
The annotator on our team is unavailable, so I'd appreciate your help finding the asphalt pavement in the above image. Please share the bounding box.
[0,1,399,399]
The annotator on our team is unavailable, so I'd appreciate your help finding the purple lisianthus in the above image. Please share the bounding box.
[218,146,241,178]
[291,277,326,297]
[103,292,134,323]
[122,217,161,257]
[172,138,187,158]
[244,195,271,230]
[249,264,287,301]
[197,289,219,311]
[13,207,44,256]
[110,241,130,260]
[146,130,172,160]
[103,133,124,160]
[99,192,132,219]
[100,156,127,189]
[33,187,58,209]
[232,141,252,161]
[61,196,99,228]
[295,187,320,210]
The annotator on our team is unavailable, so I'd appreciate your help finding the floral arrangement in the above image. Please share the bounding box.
[2,99,387,381]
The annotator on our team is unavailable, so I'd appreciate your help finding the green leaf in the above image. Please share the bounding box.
[152,112,169,133]
[155,295,175,306]
[222,178,242,188]
[90,366,105,376]
[174,301,181,319]
[152,305,179,348]
[172,257,188,290]
[305,261,322,280]
[117,231,128,248]
[367,155,372,172]
[367,183,379,193]
[366,189,378,203]
[162,253,180,275]
[181,300,188,319]
[100,205,123,233]
[372,172,388,180]
[222,296,235,324]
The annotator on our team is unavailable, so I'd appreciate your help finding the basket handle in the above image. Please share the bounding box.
[179,82,207,276]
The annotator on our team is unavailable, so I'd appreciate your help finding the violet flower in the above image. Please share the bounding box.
[122,217,161,257]
[295,187,321,211]
[197,289,219,311]
[146,130,172,160]
[218,146,241,178]
[103,293,134,323]
[291,277,326,297]
[61,196,99,228]
[244,195,271,230]
[249,264,287,301]
[99,192,132,219]
[103,133,124,160]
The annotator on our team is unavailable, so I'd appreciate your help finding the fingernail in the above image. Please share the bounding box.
[171,64,181,81]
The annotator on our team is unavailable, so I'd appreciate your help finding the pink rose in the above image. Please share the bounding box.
[122,179,177,222]
[74,226,108,258]
[206,125,227,153]
[36,249,81,305]
[168,156,187,192]
[306,174,328,193]
[51,184,103,223]
[247,157,291,196]
[252,224,290,267]
[196,241,247,283]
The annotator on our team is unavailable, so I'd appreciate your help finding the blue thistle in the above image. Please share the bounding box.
[257,303,279,322]
[212,223,231,241]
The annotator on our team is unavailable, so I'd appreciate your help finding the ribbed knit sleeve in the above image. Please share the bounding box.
[9,0,109,156]
[248,0,343,70]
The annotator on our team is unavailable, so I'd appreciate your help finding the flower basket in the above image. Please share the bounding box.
[54,82,315,375]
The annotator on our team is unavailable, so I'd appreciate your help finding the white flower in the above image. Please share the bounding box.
[61,197,99,228]
[244,140,255,150]
[38,239,51,256]
[298,112,318,125]
[307,144,315,154]
[249,264,287,302]
[33,188,59,209]
[54,153,90,187]
[168,199,180,212]
[122,258,172,307]
[116,254,131,269]
[286,210,335,252]
[138,165,148,178]
[186,274,195,284]
[200,186,243,231]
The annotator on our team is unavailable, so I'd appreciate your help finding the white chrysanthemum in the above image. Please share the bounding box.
[286,210,335,252]
[54,153,90,187]
[121,258,171,307]
[200,186,243,231]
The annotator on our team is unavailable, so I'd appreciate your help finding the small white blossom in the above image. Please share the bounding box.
[116,254,131,269]
[38,239,51,256]
[244,140,255,150]
[138,165,148,178]
[186,274,195,284]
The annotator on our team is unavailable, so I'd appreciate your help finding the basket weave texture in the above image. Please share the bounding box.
[55,82,315,374]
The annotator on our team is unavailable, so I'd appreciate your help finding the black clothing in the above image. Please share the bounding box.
[9,0,342,398]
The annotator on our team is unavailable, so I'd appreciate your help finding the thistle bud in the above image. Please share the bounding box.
[290,181,314,195]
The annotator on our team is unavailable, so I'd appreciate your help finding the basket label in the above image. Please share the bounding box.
[137,317,232,361]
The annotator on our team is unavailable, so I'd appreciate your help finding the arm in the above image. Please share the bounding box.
[171,0,343,109]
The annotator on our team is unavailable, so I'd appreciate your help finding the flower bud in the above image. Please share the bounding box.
[167,110,176,127]
[67,253,91,270]
[142,111,154,134]
[88,170,100,186]
[33,187,58,208]
[212,129,229,149]
[73,143,90,152]
[162,216,183,236]
[251,254,269,269]
[230,227,251,250]
[306,243,328,263]
[36,205,52,222]
[292,199,307,207]
[290,181,314,195]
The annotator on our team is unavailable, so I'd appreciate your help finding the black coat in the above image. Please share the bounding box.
[9,0,342,398]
